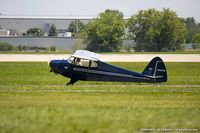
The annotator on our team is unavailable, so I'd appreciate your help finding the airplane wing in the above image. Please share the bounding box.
[71,50,100,61]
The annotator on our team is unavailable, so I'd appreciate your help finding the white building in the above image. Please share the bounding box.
[0,29,10,37]
[57,32,72,37]
[0,15,128,36]
[0,15,94,35]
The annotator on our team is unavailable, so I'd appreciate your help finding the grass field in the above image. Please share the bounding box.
[0,62,199,133]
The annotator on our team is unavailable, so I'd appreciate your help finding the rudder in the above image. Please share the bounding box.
[142,57,167,82]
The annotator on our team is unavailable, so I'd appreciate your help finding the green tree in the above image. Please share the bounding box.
[17,45,28,51]
[67,20,85,37]
[192,34,200,43]
[84,9,125,52]
[159,9,187,51]
[185,17,197,43]
[50,46,56,51]
[184,17,200,43]
[192,34,200,49]
[0,42,13,51]
[127,8,186,52]
[48,24,57,37]
[127,9,161,51]
[26,28,43,37]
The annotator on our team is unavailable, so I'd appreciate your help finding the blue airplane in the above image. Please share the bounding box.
[49,50,167,85]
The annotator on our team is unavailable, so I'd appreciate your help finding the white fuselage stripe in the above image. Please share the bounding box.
[145,75,163,78]
[73,67,147,80]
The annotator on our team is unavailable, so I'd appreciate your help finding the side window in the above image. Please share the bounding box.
[90,61,98,68]
[80,59,90,67]
[74,58,81,66]
[74,58,90,67]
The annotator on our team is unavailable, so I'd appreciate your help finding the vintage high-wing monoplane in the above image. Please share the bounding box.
[49,50,167,85]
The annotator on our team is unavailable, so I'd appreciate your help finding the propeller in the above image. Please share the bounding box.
[48,56,52,72]
[48,57,58,74]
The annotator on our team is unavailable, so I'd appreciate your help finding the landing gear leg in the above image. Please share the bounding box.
[66,79,78,86]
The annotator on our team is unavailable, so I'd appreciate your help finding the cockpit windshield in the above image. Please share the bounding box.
[67,56,74,64]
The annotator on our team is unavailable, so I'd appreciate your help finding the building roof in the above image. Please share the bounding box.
[0,15,96,20]
[71,50,100,61]
[0,15,129,20]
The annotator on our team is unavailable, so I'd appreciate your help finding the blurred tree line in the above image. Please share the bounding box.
[83,8,200,52]
[0,42,56,52]
[23,8,200,52]
[83,9,125,52]
[67,20,85,38]
[127,8,187,52]
[26,28,44,37]
[0,42,13,51]
[182,17,200,43]
[26,24,57,37]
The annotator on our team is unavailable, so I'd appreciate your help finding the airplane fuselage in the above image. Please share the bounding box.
[50,59,153,83]
[49,50,167,85]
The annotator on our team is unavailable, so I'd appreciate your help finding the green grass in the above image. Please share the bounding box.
[0,62,199,133]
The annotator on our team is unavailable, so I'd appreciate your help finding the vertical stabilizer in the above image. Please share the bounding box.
[142,57,167,82]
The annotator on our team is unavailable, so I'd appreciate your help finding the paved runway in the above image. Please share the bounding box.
[0,54,200,62]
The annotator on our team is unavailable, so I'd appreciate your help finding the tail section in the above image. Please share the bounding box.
[142,57,167,82]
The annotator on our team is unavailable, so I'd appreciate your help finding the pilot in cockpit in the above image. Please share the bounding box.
[76,58,82,66]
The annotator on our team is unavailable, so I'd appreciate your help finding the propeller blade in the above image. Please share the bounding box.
[48,56,52,72]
